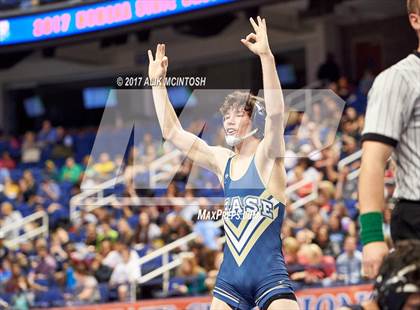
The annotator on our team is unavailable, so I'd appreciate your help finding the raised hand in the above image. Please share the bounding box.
[241,16,271,56]
[148,43,168,84]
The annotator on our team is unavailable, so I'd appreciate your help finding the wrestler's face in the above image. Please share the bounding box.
[223,107,252,138]
[404,293,420,310]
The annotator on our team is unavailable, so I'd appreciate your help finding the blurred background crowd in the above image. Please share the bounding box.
[0,0,413,308]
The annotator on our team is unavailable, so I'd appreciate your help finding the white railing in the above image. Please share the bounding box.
[285,177,319,210]
[0,211,48,249]
[70,174,124,222]
[337,149,362,181]
[135,220,223,299]
[149,149,183,188]
[337,149,362,170]
[70,149,183,223]
[339,150,395,182]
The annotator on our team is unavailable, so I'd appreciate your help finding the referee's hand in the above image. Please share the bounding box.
[362,241,389,279]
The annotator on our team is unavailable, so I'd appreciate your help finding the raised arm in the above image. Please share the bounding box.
[147,44,231,179]
[241,17,285,159]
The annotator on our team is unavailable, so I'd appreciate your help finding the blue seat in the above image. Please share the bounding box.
[0,292,13,305]
[9,169,23,182]
[98,283,110,303]
[16,203,33,217]
[168,276,186,294]
[35,287,64,307]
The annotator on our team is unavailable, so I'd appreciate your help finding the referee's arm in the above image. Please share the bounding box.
[358,68,407,279]
[358,141,393,279]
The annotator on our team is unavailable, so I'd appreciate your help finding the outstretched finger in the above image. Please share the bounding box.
[162,43,166,57]
[158,43,164,58]
[162,56,168,68]
[147,50,154,63]
[257,16,262,26]
[249,17,259,33]
[155,44,161,59]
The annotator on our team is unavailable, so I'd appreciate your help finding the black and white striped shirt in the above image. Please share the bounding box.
[361,51,420,200]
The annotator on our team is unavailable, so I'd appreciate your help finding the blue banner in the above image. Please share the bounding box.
[0,0,236,46]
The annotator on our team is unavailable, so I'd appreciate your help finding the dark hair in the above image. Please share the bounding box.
[219,91,264,118]
[374,239,420,309]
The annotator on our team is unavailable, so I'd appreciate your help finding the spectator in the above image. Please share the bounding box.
[91,256,112,284]
[1,202,23,240]
[51,127,73,159]
[134,212,161,244]
[60,157,82,184]
[21,132,41,164]
[37,120,57,147]
[0,167,9,185]
[335,236,363,284]
[102,241,131,270]
[19,170,37,202]
[4,263,29,294]
[3,176,20,200]
[174,255,207,296]
[36,178,61,202]
[97,222,118,244]
[314,147,338,183]
[92,152,115,180]
[0,151,15,169]
[70,264,100,305]
[204,251,223,291]
[315,225,335,257]
[295,228,315,245]
[317,181,335,213]
[340,135,358,159]
[337,77,351,100]
[98,239,113,259]
[328,213,346,257]
[43,160,59,181]
[84,223,98,248]
[116,219,134,244]
[288,158,320,186]
[0,233,9,265]
[292,243,335,285]
[180,188,200,222]
[283,237,304,274]
[0,258,11,285]
[109,246,140,301]
[31,239,56,277]
[193,210,221,251]
[27,240,56,292]
[317,52,340,83]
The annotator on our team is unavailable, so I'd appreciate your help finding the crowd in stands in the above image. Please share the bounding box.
[0,59,395,308]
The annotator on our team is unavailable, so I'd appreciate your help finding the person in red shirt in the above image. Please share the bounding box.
[0,152,15,170]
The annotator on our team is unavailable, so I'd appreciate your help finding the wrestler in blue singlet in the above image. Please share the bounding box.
[213,153,295,310]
